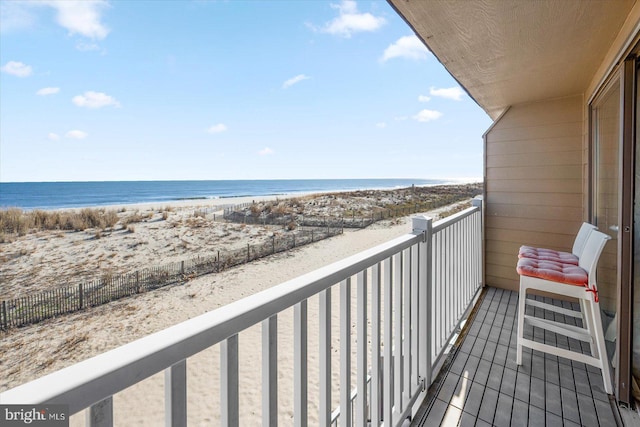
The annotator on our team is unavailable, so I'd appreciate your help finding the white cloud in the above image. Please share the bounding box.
[1,1,110,40]
[429,86,465,101]
[375,122,387,128]
[72,91,120,109]
[316,0,385,38]
[48,132,60,141]
[418,95,431,103]
[66,130,88,139]
[207,123,228,134]
[45,0,110,40]
[37,87,60,96]
[1,61,32,77]
[413,109,443,122]
[258,147,274,156]
[381,36,429,62]
[283,74,310,89]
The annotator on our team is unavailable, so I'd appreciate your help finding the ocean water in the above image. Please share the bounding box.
[0,179,452,210]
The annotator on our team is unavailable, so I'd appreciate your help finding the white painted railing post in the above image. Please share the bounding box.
[340,278,351,427]
[221,335,239,427]
[87,396,113,427]
[356,271,368,427]
[294,301,308,427]
[471,196,484,289]
[412,216,432,390]
[262,316,277,427]
[165,360,187,427]
[319,290,331,426]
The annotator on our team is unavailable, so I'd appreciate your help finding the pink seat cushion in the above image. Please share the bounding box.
[516,257,587,286]
[518,245,579,265]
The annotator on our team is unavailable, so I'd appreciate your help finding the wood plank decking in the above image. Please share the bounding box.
[412,287,619,426]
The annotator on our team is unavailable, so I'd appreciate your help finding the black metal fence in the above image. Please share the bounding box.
[1,226,342,330]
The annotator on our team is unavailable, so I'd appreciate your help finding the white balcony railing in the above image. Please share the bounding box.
[0,198,483,427]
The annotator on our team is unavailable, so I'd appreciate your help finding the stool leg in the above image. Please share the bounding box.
[589,299,613,394]
[579,299,598,358]
[516,280,526,365]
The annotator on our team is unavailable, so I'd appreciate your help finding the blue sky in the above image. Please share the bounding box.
[0,0,492,183]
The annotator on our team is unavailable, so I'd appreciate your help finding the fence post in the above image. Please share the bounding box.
[272,235,275,254]
[2,300,6,330]
[181,260,185,275]
[247,244,250,263]
[79,283,84,310]
[412,215,433,389]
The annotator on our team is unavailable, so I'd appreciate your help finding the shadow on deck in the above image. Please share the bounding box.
[412,286,619,427]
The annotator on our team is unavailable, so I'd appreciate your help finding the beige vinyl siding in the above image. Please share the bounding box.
[484,95,584,290]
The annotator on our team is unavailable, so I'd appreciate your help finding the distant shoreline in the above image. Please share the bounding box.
[0,178,481,211]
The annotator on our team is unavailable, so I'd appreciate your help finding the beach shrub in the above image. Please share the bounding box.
[103,210,119,230]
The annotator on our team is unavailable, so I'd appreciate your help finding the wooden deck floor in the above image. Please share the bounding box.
[412,286,619,427]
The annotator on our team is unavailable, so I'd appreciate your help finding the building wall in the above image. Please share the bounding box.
[484,95,584,290]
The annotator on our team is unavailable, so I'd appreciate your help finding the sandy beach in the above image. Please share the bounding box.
[0,186,480,425]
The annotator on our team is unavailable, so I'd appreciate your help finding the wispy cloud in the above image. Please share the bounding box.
[418,95,431,103]
[75,41,101,52]
[207,123,228,134]
[311,0,385,38]
[48,132,60,141]
[0,1,36,33]
[66,130,88,139]
[375,122,387,128]
[258,147,274,156]
[413,109,443,122]
[381,36,429,62]
[429,86,465,101]
[1,61,32,77]
[37,87,60,96]
[283,74,310,89]
[72,91,120,109]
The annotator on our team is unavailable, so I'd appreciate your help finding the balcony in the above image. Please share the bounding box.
[0,197,618,426]
[412,287,618,426]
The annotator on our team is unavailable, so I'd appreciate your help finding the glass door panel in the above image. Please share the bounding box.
[592,72,620,370]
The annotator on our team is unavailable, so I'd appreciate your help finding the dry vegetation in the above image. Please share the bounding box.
[237,183,482,220]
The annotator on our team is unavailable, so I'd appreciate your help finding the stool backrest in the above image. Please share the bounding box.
[572,222,598,257]
[578,230,611,288]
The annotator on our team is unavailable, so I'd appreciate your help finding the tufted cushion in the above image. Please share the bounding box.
[518,245,579,265]
[516,257,587,286]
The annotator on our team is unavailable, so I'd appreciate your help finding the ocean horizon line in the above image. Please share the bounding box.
[0,178,483,210]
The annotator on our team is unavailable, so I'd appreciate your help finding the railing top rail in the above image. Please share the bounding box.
[0,230,424,414]
[432,205,480,233]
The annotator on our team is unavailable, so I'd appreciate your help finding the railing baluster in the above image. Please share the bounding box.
[410,244,419,390]
[356,271,367,427]
[340,278,351,427]
[294,301,308,427]
[371,263,382,426]
[262,316,277,427]
[87,396,113,427]
[320,289,331,426]
[221,335,239,427]
[165,359,187,427]
[402,248,411,403]
[383,257,392,426]
[393,252,402,420]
